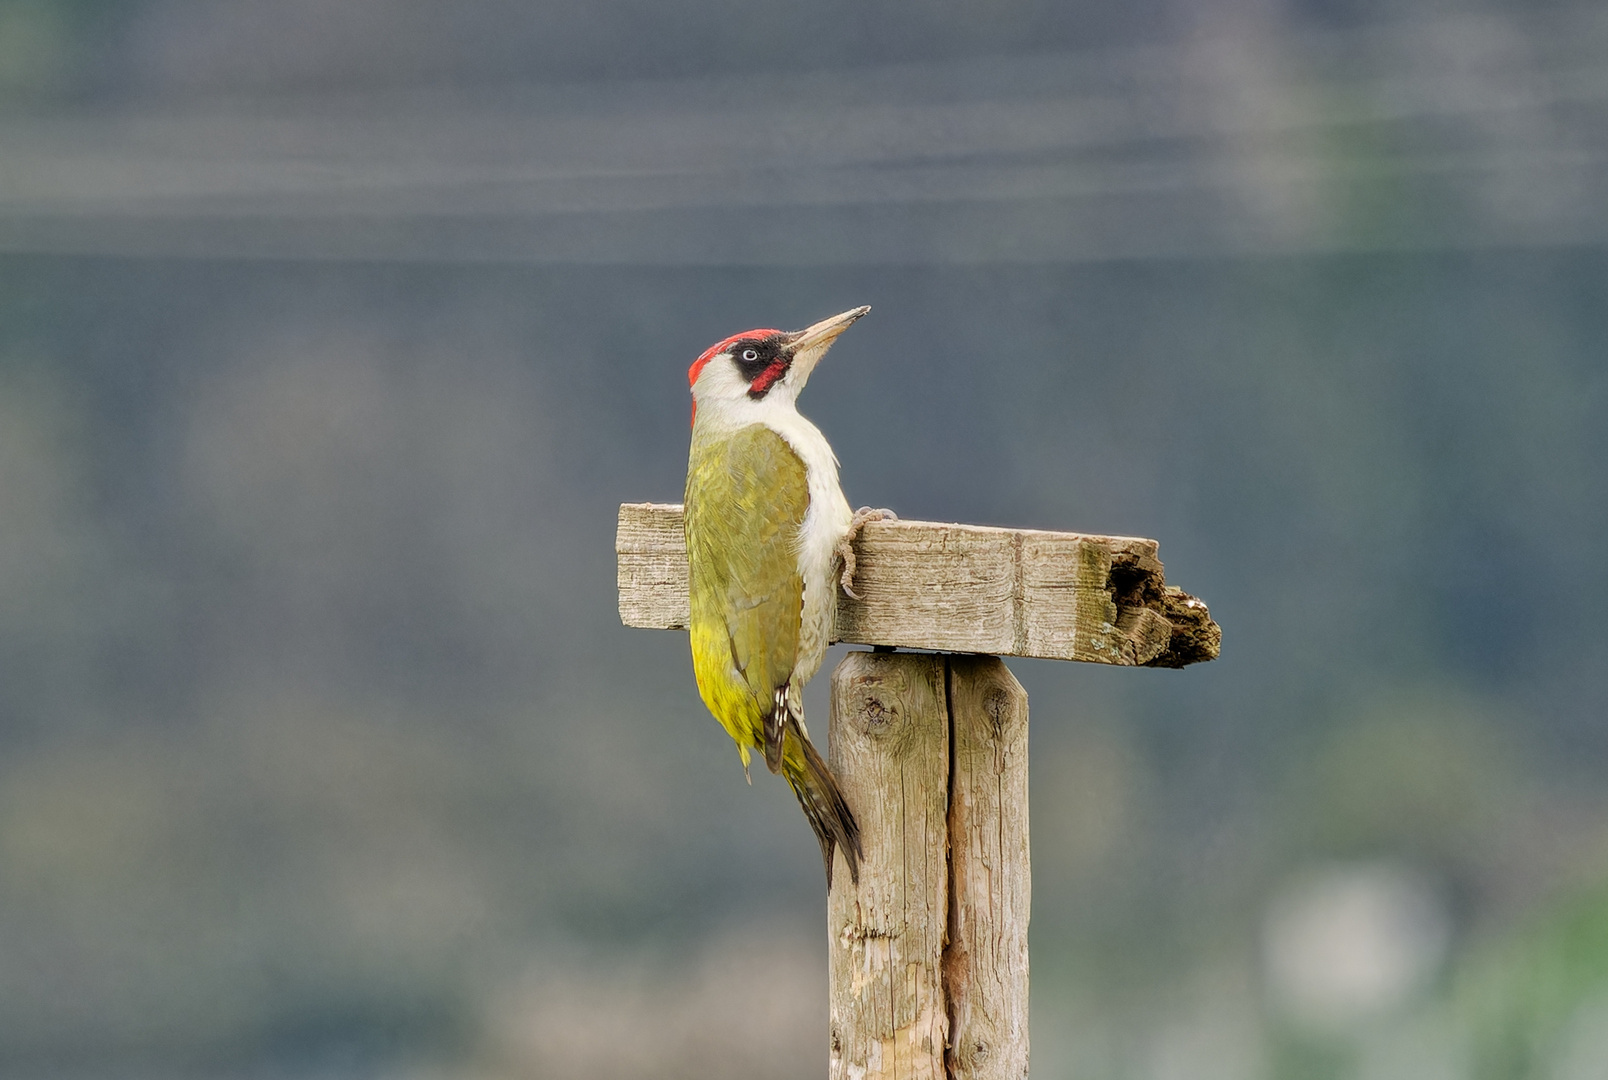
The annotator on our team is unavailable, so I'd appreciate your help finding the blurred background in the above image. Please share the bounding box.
[2,1,1607,1077]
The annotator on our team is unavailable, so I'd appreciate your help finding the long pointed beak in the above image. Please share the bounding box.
[784,305,870,388]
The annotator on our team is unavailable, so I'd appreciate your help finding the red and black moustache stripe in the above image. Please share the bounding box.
[747,358,790,397]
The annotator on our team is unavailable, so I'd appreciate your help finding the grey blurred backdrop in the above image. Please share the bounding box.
[2,2,1607,1078]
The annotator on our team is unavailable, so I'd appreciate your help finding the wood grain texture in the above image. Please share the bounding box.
[828,652,950,1080]
[944,657,1030,1080]
[617,502,1221,666]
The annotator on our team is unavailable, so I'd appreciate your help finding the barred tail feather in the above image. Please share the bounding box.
[783,718,862,888]
[763,688,786,775]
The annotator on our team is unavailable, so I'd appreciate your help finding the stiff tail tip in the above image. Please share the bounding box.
[784,720,862,889]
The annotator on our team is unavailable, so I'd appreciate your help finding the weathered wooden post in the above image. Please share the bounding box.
[617,504,1220,1079]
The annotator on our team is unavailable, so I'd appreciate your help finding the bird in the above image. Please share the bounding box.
[683,305,888,888]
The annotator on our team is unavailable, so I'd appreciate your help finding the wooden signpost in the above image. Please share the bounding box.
[617,502,1220,1079]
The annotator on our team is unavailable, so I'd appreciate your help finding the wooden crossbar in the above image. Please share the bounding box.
[616,502,1219,668]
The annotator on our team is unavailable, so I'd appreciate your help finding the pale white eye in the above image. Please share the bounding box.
[741,349,759,362]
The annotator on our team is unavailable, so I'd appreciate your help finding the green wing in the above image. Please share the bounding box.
[684,423,807,758]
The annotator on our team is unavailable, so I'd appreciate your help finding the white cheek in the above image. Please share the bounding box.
[694,356,808,419]
[693,358,750,403]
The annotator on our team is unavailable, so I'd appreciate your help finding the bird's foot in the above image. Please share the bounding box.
[838,506,897,600]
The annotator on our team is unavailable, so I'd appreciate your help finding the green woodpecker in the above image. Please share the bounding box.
[684,306,882,887]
